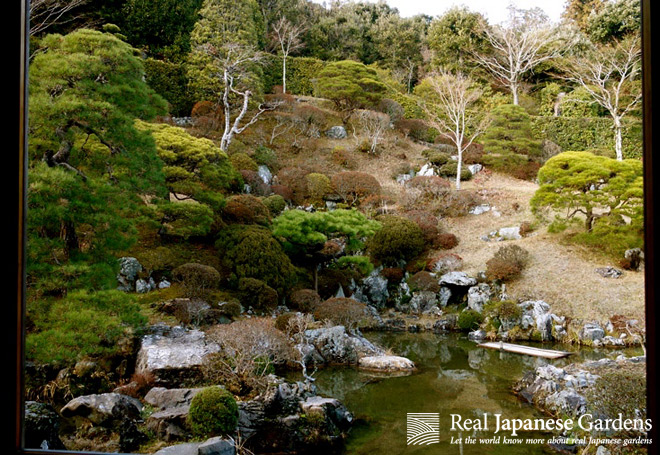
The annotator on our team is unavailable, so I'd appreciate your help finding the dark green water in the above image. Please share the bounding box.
[288,332,643,455]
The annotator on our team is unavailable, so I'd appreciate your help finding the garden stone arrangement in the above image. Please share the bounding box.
[24,0,646,454]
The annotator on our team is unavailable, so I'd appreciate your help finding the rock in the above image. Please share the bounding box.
[595,266,623,278]
[326,126,347,139]
[60,393,143,427]
[237,399,266,440]
[469,204,491,215]
[596,446,611,455]
[144,387,205,410]
[136,326,221,387]
[601,335,625,346]
[396,173,413,185]
[117,257,143,292]
[303,325,383,365]
[257,165,272,185]
[24,401,65,450]
[518,300,555,341]
[300,396,353,429]
[146,406,190,441]
[326,201,337,211]
[159,280,172,289]
[358,355,416,373]
[136,278,151,293]
[468,164,483,175]
[198,437,236,455]
[352,269,389,309]
[416,163,435,176]
[468,329,486,341]
[545,389,587,416]
[580,322,605,342]
[439,272,477,288]
[484,226,521,242]
[624,248,644,271]
[467,283,491,313]
[154,443,201,455]
[408,291,438,314]
[437,287,451,307]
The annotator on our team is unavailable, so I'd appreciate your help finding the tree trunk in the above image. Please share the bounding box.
[614,117,623,161]
[585,208,594,231]
[512,83,519,106]
[455,146,462,190]
[282,55,287,94]
[62,220,79,258]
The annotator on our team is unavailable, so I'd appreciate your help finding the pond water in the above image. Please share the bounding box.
[288,331,643,455]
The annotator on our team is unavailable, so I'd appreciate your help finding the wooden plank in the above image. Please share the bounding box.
[477,342,574,359]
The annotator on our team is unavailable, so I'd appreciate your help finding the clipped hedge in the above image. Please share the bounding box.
[531,116,642,160]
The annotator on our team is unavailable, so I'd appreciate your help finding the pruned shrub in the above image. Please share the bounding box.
[222,195,271,226]
[188,386,238,438]
[306,173,332,204]
[217,300,242,319]
[408,175,451,199]
[423,150,451,166]
[368,216,425,266]
[229,152,258,171]
[463,143,484,164]
[216,225,295,292]
[437,162,473,181]
[238,278,278,310]
[381,267,405,283]
[332,171,381,206]
[263,194,286,216]
[275,312,297,333]
[313,298,367,332]
[271,184,294,203]
[172,263,221,299]
[395,119,437,143]
[378,98,404,123]
[427,253,463,274]
[433,190,483,217]
[485,245,531,282]
[240,170,271,197]
[403,210,443,248]
[437,233,459,249]
[408,271,441,293]
[290,289,321,312]
[276,166,311,205]
[205,319,293,394]
[331,146,355,169]
[458,309,484,331]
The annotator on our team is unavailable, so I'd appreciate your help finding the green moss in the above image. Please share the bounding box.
[188,386,238,438]
[457,310,484,332]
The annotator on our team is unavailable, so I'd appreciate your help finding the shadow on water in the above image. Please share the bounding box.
[288,332,643,455]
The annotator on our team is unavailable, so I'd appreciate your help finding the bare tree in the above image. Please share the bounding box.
[560,37,641,161]
[29,0,87,36]
[420,71,487,190]
[286,313,317,383]
[202,43,281,152]
[270,16,306,94]
[356,110,390,155]
[474,7,565,105]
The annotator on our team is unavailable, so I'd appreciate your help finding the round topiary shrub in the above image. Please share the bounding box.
[438,162,472,181]
[238,278,278,310]
[290,289,321,312]
[368,216,425,266]
[172,263,221,299]
[263,194,286,216]
[458,310,484,331]
[305,173,332,204]
[437,233,459,250]
[229,152,258,171]
[331,171,381,206]
[188,386,238,438]
[485,245,531,282]
[404,210,443,248]
[223,195,271,225]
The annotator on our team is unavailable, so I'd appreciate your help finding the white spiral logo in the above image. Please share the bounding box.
[407,413,440,445]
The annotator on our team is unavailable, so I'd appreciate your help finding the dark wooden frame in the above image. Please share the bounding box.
[6,0,658,453]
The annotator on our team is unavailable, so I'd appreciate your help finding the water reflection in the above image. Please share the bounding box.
[288,331,642,455]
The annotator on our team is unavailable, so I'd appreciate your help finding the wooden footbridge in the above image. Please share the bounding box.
[477,341,574,359]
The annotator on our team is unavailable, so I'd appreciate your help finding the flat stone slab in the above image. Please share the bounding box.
[358,355,416,372]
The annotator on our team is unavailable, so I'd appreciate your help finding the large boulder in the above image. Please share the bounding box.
[146,406,191,441]
[60,393,143,427]
[579,322,605,342]
[135,325,221,387]
[351,270,389,309]
[518,300,556,341]
[144,387,205,410]
[24,401,65,450]
[467,283,491,313]
[326,126,347,139]
[302,325,383,365]
[438,272,477,288]
[117,257,143,292]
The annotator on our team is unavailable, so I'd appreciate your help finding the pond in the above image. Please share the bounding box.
[288,331,643,455]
